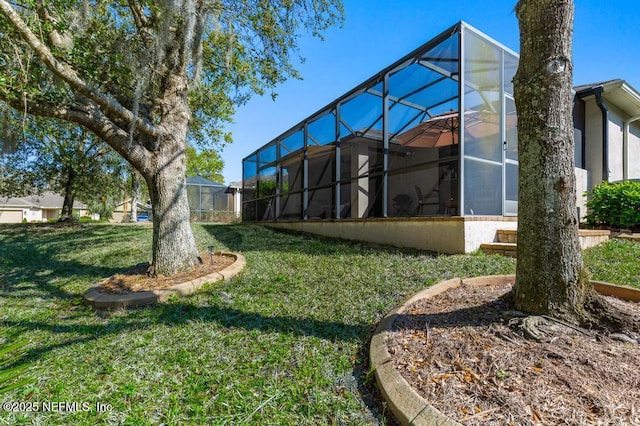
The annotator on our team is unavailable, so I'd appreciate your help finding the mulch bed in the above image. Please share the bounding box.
[387,282,640,425]
[95,252,235,295]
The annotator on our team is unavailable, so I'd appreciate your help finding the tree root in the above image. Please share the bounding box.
[146,264,157,278]
[509,291,640,343]
[510,315,592,342]
[583,291,640,336]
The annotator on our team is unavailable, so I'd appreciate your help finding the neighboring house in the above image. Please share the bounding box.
[241,21,640,254]
[573,79,640,219]
[0,196,34,223]
[226,182,243,220]
[0,192,93,223]
[112,199,153,223]
[111,178,241,223]
[186,176,237,222]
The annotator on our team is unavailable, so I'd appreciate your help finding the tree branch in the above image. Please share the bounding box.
[0,0,159,139]
[1,94,151,173]
[127,0,156,47]
[1,93,89,125]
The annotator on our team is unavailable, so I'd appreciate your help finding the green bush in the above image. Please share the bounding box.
[78,216,101,223]
[585,180,640,229]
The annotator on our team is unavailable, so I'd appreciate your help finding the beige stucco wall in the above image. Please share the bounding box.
[607,106,625,182]
[42,209,60,222]
[265,216,518,254]
[584,97,604,188]
[627,121,640,179]
[575,167,589,222]
[583,96,640,185]
[112,210,129,223]
[266,218,465,253]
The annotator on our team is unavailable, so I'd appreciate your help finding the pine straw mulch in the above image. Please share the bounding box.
[387,282,640,425]
[95,252,235,295]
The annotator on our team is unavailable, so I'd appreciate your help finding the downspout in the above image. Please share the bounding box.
[594,91,609,182]
[623,114,640,180]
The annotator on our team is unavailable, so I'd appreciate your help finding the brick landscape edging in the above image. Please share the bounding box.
[369,275,640,425]
[83,251,246,310]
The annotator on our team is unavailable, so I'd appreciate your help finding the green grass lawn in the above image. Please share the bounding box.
[0,223,635,425]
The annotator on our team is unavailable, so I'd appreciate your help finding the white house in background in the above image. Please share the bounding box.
[574,80,640,211]
[0,192,94,223]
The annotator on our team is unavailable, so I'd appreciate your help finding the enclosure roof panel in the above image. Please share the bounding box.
[186,176,227,187]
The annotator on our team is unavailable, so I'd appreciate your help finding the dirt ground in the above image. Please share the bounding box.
[95,252,235,294]
[387,282,640,425]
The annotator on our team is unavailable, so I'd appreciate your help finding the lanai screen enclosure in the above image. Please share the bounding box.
[242,22,519,222]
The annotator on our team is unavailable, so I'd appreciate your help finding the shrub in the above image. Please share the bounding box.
[585,180,640,229]
[78,216,99,223]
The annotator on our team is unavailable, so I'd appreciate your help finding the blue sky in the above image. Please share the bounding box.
[220,0,640,184]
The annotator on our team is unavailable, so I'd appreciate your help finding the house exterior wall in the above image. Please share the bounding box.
[584,97,604,189]
[581,97,640,188]
[628,121,640,179]
[606,104,626,182]
[24,208,42,222]
[232,191,242,219]
[265,218,466,253]
[112,211,126,222]
[0,207,92,223]
[43,209,60,222]
[575,167,589,222]
[574,90,640,222]
[462,217,518,251]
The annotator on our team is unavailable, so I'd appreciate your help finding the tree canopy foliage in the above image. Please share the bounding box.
[0,0,343,274]
[186,145,224,184]
[0,0,343,150]
[1,116,127,220]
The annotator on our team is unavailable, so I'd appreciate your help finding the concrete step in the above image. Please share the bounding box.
[496,229,517,243]
[482,229,611,258]
[479,242,518,258]
[497,228,610,246]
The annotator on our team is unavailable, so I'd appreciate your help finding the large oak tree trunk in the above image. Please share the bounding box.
[144,74,200,276]
[146,160,200,276]
[512,0,591,322]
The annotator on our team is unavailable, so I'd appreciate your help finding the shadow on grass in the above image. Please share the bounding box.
[1,299,383,422]
[4,302,368,344]
[201,222,435,258]
[0,224,150,301]
[0,222,436,423]
[0,223,373,349]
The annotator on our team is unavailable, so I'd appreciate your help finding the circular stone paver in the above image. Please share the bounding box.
[83,251,246,310]
[369,275,640,426]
